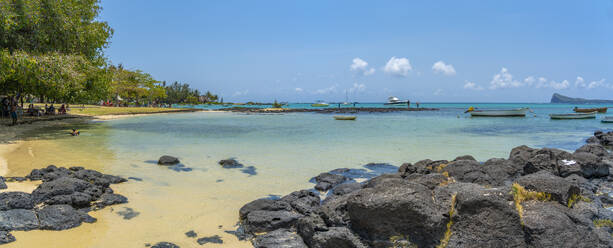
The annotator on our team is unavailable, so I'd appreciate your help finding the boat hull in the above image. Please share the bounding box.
[602,117,613,123]
[333,115,357,120]
[469,108,529,117]
[574,107,607,113]
[384,101,409,105]
[311,104,329,107]
[550,112,597,119]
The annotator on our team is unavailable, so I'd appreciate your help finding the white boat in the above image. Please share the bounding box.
[550,112,597,120]
[602,116,613,123]
[384,96,408,105]
[467,107,529,117]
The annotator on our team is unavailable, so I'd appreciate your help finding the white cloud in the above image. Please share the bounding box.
[433,89,444,96]
[314,84,338,94]
[384,57,412,77]
[575,76,586,88]
[233,90,249,96]
[588,78,607,89]
[295,88,303,92]
[524,76,536,86]
[549,80,570,90]
[432,61,456,76]
[464,81,484,90]
[350,58,376,76]
[349,83,366,94]
[489,67,522,89]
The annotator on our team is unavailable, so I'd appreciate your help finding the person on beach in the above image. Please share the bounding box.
[70,129,80,136]
[416,102,420,108]
[59,104,66,115]
[407,100,411,109]
[10,103,18,126]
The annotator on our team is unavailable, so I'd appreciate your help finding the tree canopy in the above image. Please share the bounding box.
[0,0,217,105]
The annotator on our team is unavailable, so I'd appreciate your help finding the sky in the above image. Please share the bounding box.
[99,0,612,103]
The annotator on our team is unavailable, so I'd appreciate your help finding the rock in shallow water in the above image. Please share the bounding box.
[151,242,180,248]
[37,204,95,230]
[0,209,39,231]
[157,155,180,165]
[312,172,348,191]
[0,231,15,244]
[218,158,244,168]
[253,229,307,248]
[0,192,34,210]
[196,235,223,245]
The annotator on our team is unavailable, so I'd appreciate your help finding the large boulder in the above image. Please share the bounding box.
[239,198,292,220]
[516,170,580,206]
[281,190,320,215]
[569,152,610,178]
[523,148,573,175]
[0,192,34,210]
[312,173,348,191]
[296,214,329,246]
[522,201,609,248]
[157,155,180,165]
[445,183,526,248]
[31,177,95,206]
[310,227,368,248]
[482,158,524,186]
[345,181,451,247]
[575,143,609,157]
[253,229,308,248]
[442,160,495,185]
[243,210,302,233]
[0,209,39,231]
[37,204,95,230]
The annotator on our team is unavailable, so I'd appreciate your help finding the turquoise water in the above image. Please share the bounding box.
[13,103,613,247]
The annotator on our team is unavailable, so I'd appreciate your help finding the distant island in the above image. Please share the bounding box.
[550,93,613,104]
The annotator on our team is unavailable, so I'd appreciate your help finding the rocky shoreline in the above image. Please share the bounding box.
[237,130,613,248]
[222,107,439,114]
[0,165,128,245]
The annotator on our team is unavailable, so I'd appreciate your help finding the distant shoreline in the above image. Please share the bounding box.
[221,107,439,113]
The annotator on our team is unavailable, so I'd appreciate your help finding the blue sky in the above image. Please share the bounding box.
[99,0,612,102]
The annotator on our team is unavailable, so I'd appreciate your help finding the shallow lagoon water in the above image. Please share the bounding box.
[3,103,612,247]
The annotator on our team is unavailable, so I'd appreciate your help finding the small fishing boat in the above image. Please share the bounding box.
[333,115,357,120]
[311,100,329,107]
[384,96,409,105]
[573,107,607,113]
[465,107,529,117]
[602,116,613,123]
[550,112,597,120]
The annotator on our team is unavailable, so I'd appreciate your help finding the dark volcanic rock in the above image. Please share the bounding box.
[218,158,244,168]
[522,201,608,248]
[442,159,495,185]
[445,183,525,248]
[296,214,329,246]
[197,235,223,245]
[0,177,6,190]
[37,204,93,230]
[453,155,477,161]
[0,192,34,210]
[185,230,197,238]
[571,152,610,178]
[310,227,368,248]
[243,210,302,233]
[0,209,39,231]
[346,181,451,247]
[312,172,348,191]
[330,182,362,196]
[253,229,307,248]
[0,231,15,244]
[94,193,128,209]
[157,155,180,165]
[362,163,398,174]
[575,143,610,157]
[239,198,292,220]
[151,242,180,248]
[516,170,580,205]
[281,190,320,215]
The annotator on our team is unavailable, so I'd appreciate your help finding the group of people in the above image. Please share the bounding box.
[1,97,19,126]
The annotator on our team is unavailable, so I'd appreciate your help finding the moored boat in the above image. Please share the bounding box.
[311,100,329,107]
[573,107,607,113]
[333,115,357,120]
[384,96,409,105]
[602,116,613,123]
[550,112,597,120]
[466,107,529,117]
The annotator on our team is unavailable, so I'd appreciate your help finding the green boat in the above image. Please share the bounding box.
[311,100,329,107]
